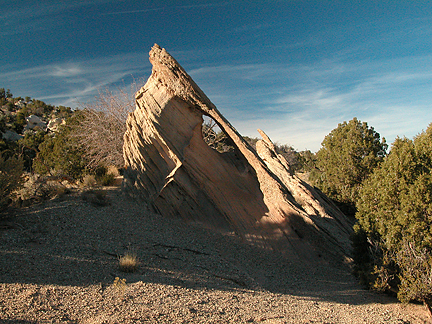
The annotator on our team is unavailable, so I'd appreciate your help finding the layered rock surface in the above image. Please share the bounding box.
[123,44,352,263]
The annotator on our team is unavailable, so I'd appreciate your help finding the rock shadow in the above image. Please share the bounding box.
[0,190,396,308]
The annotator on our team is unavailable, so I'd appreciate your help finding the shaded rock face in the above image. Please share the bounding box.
[25,115,47,131]
[123,44,352,263]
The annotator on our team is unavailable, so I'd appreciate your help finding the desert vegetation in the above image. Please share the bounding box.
[306,118,432,314]
[1,85,431,315]
[353,125,432,313]
[0,155,24,211]
[71,85,137,169]
[118,251,140,273]
[309,118,388,215]
[0,88,123,210]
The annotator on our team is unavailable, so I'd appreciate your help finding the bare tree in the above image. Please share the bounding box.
[202,117,233,153]
[72,83,138,169]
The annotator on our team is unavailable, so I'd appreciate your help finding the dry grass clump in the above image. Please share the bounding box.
[80,188,110,206]
[107,165,120,177]
[81,174,98,188]
[118,251,139,273]
[81,166,119,188]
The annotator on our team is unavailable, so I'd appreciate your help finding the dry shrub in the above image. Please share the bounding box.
[73,84,138,169]
[18,174,71,205]
[81,188,109,206]
[81,175,97,188]
[39,180,70,199]
[118,251,139,273]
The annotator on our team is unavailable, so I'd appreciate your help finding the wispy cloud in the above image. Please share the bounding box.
[232,22,284,34]
[190,53,432,151]
[49,65,84,78]
[1,52,150,107]
[101,2,230,16]
[0,0,117,36]
[4,51,430,151]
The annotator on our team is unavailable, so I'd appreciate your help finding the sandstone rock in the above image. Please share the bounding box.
[25,115,46,131]
[47,117,66,132]
[123,44,352,263]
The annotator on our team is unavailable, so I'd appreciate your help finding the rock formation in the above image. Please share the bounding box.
[123,44,352,263]
[25,115,46,131]
[47,117,66,132]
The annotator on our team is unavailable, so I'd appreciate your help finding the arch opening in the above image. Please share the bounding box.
[201,115,234,153]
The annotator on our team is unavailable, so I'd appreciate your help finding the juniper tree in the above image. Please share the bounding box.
[355,123,432,313]
[311,118,387,213]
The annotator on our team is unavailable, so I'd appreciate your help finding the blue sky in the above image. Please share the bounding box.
[1,0,431,151]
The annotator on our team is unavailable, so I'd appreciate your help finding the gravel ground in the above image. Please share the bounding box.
[0,187,429,323]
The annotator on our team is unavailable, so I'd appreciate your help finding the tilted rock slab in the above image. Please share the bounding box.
[123,44,352,263]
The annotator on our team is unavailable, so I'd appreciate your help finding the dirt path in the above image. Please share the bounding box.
[0,188,429,323]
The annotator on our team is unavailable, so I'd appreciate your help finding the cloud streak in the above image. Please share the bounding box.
[101,2,230,16]
[189,53,432,151]
[0,1,114,36]
[4,50,431,151]
[1,52,150,107]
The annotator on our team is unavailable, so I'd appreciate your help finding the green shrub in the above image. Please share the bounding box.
[12,110,26,134]
[18,130,46,171]
[311,118,387,214]
[93,165,117,186]
[0,155,24,211]
[355,123,432,312]
[397,241,432,313]
[99,173,116,186]
[33,114,88,179]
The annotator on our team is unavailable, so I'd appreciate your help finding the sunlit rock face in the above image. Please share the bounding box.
[47,118,65,132]
[123,44,352,263]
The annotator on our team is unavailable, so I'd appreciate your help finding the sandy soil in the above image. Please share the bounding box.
[0,187,429,323]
